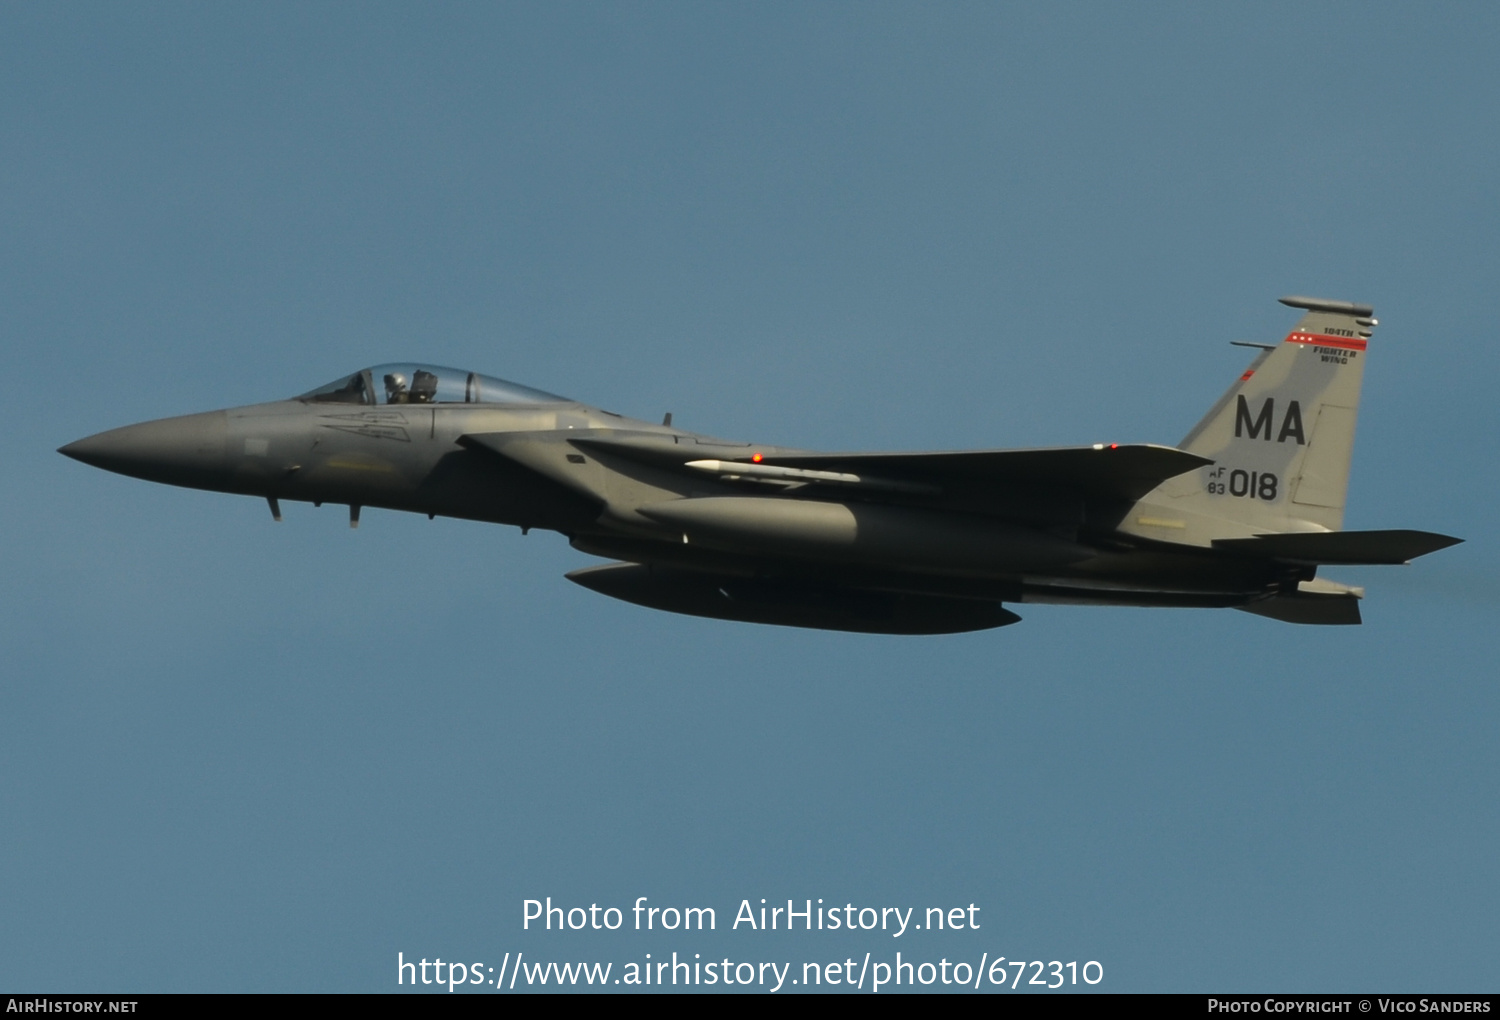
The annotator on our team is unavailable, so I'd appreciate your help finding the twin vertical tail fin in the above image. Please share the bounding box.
[1121,295,1459,623]
[1141,296,1376,537]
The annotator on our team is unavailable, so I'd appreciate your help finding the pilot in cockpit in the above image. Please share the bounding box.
[302,364,564,407]
[383,369,440,404]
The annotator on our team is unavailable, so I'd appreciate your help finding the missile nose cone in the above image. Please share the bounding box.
[59,410,229,487]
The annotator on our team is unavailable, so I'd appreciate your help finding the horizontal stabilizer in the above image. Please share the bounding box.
[1213,529,1462,565]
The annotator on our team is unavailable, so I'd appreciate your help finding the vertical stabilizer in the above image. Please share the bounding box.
[1125,296,1376,543]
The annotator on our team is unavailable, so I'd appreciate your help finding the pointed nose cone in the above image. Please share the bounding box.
[60,410,229,489]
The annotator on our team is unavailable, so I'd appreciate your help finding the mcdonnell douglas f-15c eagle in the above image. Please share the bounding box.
[61,296,1459,633]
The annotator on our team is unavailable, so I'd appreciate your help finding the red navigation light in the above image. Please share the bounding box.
[751,453,763,463]
[1110,443,1118,449]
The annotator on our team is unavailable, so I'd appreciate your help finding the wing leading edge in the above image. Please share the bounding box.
[751,444,1214,501]
[490,432,1215,503]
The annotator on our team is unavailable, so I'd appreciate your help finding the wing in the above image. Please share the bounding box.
[749,444,1214,501]
[460,429,1212,506]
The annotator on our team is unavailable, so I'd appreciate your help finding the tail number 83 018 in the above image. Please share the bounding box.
[1206,467,1278,501]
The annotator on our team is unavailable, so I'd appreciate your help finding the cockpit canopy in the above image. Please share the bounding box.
[300,364,568,406]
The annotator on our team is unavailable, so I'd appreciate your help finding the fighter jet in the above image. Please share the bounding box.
[60,296,1459,633]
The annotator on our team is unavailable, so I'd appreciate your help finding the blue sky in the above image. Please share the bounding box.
[3,3,1497,992]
